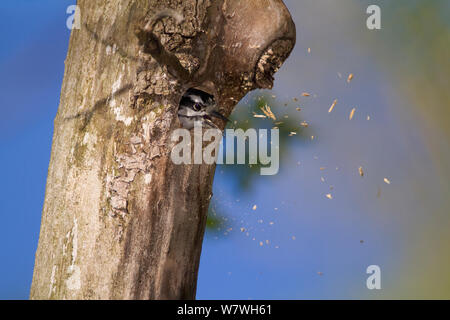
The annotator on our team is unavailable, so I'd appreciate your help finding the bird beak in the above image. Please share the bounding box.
[210,111,230,123]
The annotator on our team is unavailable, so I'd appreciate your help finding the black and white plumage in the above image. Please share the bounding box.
[178,88,229,129]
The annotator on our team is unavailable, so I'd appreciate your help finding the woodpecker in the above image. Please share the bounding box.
[178,88,229,129]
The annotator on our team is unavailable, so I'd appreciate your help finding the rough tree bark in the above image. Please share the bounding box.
[30,0,295,299]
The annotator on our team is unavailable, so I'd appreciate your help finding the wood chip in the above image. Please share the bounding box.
[326,194,333,199]
[328,99,337,113]
[289,132,297,136]
[252,204,257,210]
[308,47,311,53]
[300,121,309,128]
[302,92,311,97]
[347,73,354,83]
[253,114,266,118]
[349,108,356,120]
[358,166,364,177]
[384,178,391,185]
[260,104,276,120]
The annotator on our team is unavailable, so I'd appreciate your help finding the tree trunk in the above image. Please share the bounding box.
[30,0,295,300]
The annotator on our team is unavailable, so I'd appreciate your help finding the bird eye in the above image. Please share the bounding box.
[193,103,201,111]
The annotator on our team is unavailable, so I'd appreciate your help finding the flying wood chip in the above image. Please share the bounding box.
[349,108,356,120]
[329,99,337,113]
[347,73,354,83]
[300,121,309,128]
[260,104,276,120]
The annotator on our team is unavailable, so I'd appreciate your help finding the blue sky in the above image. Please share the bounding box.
[0,1,73,299]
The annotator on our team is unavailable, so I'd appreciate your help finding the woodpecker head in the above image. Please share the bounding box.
[178,88,229,129]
